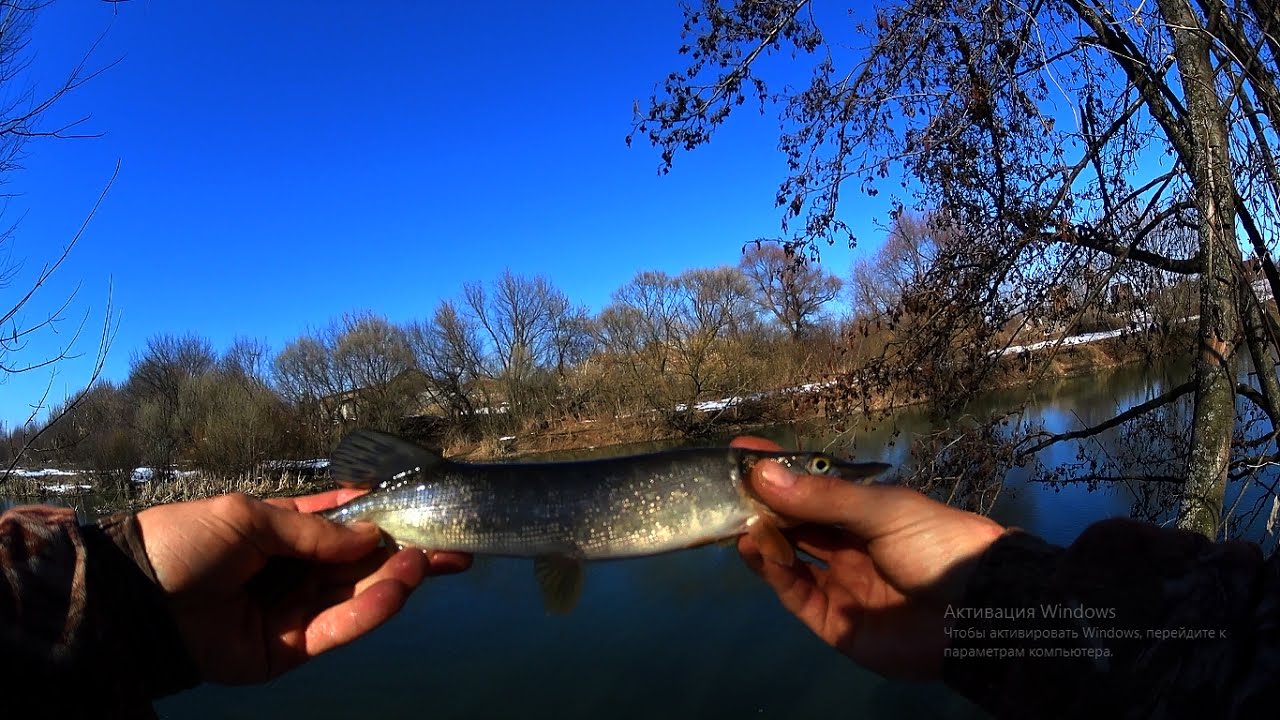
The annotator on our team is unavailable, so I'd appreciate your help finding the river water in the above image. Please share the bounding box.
[8,363,1275,718]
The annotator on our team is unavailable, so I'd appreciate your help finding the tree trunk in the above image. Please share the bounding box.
[1181,268,1240,537]
[1160,0,1243,538]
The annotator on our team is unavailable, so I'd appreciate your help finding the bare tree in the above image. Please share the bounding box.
[272,313,417,451]
[273,333,343,455]
[850,211,945,320]
[192,337,288,475]
[549,305,595,378]
[598,267,763,434]
[741,242,842,339]
[222,336,273,386]
[405,300,486,425]
[65,381,139,494]
[596,270,680,421]
[127,334,217,476]
[331,312,416,432]
[464,271,576,423]
[0,1,119,481]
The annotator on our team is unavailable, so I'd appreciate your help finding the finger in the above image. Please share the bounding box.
[302,551,429,657]
[750,460,939,541]
[304,546,400,587]
[298,579,415,658]
[267,488,368,514]
[425,551,473,575]
[740,535,833,599]
[351,547,430,596]
[746,518,796,566]
[305,546,470,587]
[730,435,783,452]
[740,535,833,633]
[309,548,468,615]
[738,535,769,582]
[790,525,867,563]
[297,548,427,612]
[249,499,382,563]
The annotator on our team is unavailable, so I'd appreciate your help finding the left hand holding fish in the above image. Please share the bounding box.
[136,489,472,684]
[732,436,1005,681]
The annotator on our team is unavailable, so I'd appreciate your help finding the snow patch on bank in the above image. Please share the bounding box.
[1001,328,1130,355]
[130,467,202,483]
[11,468,78,478]
[672,380,839,414]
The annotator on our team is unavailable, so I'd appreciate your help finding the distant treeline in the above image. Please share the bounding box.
[1,244,859,482]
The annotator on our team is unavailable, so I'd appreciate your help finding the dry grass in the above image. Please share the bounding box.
[2,468,328,514]
[0,473,71,499]
[100,471,324,512]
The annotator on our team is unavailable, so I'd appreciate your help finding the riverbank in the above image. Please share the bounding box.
[2,325,1185,510]
[445,326,1181,461]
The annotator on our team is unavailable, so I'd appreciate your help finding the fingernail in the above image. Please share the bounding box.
[760,461,797,489]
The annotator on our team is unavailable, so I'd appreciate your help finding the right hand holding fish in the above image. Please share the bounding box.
[732,436,1006,681]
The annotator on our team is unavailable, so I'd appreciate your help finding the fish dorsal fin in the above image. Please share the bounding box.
[533,555,585,614]
[330,429,443,489]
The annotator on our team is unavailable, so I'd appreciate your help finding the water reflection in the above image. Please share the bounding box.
[158,547,988,720]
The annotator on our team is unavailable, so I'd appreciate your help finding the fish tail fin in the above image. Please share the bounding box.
[330,429,443,489]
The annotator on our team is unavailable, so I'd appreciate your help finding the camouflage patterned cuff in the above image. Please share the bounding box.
[86,513,201,699]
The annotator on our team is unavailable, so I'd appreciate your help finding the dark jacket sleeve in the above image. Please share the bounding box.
[0,505,200,719]
[943,518,1280,719]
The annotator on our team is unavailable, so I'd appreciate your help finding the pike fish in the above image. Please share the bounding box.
[321,430,891,612]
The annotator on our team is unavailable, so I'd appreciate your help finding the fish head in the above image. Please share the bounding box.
[733,450,892,567]
[755,451,893,485]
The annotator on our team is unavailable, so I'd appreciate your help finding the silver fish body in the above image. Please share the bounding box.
[320,430,890,611]
[328,447,766,558]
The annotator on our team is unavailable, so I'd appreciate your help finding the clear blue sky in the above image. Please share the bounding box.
[2,1,883,427]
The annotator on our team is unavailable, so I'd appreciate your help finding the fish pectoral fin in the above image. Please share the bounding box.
[746,517,795,567]
[330,429,444,489]
[533,555,585,614]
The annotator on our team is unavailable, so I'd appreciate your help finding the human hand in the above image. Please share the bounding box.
[733,436,1005,680]
[136,489,472,685]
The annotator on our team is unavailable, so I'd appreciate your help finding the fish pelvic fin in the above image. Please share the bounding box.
[330,429,443,489]
[533,555,585,614]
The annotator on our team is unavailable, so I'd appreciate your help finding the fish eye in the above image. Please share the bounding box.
[808,455,832,474]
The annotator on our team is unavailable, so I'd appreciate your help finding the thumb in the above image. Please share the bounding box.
[751,459,934,541]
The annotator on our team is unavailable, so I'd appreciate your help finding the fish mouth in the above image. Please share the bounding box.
[830,458,894,484]
[739,450,893,485]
